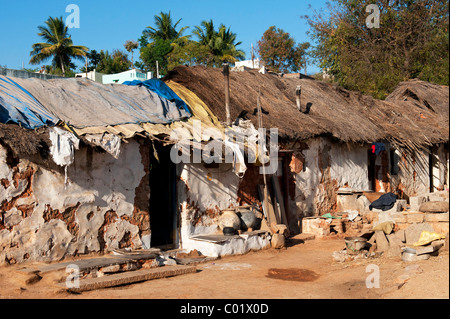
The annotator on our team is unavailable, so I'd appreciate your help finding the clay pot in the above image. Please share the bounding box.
[238,210,257,230]
[218,210,241,231]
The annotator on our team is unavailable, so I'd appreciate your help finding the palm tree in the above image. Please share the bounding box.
[30,16,88,76]
[124,40,139,68]
[143,11,189,43]
[193,20,245,66]
[193,19,216,48]
[214,24,245,63]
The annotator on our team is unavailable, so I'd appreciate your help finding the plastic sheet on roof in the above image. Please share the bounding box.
[0,76,59,129]
[123,79,191,115]
[10,77,191,129]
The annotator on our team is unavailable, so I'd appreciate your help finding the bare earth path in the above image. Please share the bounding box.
[0,235,448,300]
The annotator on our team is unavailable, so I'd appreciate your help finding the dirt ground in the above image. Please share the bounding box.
[0,234,448,300]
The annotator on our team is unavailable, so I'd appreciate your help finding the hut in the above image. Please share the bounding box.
[0,66,448,264]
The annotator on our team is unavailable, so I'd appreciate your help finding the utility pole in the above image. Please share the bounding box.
[223,63,231,126]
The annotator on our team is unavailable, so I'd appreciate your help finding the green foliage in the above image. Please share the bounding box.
[143,11,190,43]
[167,39,213,70]
[304,0,449,99]
[30,16,88,77]
[137,13,245,74]
[137,39,173,75]
[257,26,310,73]
[96,50,132,74]
[137,12,190,75]
[193,20,245,66]
[80,49,102,72]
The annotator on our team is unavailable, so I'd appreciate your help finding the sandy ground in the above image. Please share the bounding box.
[0,235,448,300]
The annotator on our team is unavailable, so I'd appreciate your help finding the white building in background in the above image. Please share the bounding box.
[235,59,263,69]
[75,69,154,85]
[75,70,104,83]
[102,69,153,85]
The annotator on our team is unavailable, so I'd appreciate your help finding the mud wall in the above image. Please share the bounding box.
[391,143,449,198]
[177,163,239,242]
[176,162,271,256]
[293,137,370,218]
[0,139,150,265]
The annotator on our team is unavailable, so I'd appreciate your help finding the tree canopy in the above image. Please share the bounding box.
[304,0,449,99]
[257,26,310,73]
[29,16,88,76]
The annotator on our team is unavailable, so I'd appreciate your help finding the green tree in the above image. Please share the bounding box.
[193,20,245,66]
[257,26,310,73]
[138,12,189,75]
[96,50,132,74]
[304,0,449,99]
[80,49,102,72]
[143,11,189,42]
[167,38,213,70]
[137,39,173,75]
[29,16,88,77]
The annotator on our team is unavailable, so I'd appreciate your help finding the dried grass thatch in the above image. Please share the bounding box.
[164,66,449,150]
[0,123,51,158]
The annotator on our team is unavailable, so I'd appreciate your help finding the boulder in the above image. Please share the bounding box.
[419,201,449,213]
[374,231,390,252]
[404,223,435,244]
[271,233,285,249]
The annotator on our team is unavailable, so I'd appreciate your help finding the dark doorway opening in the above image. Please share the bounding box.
[368,149,376,191]
[149,141,177,248]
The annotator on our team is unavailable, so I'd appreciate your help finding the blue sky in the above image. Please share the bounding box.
[0,0,328,74]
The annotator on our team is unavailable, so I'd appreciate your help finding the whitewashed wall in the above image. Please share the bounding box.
[0,140,148,265]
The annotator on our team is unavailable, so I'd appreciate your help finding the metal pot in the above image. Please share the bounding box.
[238,210,257,230]
[344,237,368,254]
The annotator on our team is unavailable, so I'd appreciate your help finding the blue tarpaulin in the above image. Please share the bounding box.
[123,79,192,115]
[0,76,59,129]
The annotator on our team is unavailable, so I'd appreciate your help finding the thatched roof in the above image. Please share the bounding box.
[164,66,449,149]
[385,79,449,144]
[0,123,51,159]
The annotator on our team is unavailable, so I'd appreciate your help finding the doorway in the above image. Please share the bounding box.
[149,141,177,248]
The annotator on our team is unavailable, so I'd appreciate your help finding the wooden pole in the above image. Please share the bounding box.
[296,85,302,112]
[223,63,231,126]
[156,60,160,79]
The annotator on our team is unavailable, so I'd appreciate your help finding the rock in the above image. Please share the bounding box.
[375,231,390,252]
[271,224,288,237]
[386,245,402,257]
[332,250,348,263]
[424,212,449,222]
[387,231,405,246]
[271,233,285,249]
[404,223,435,244]
[409,196,427,212]
[100,264,121,273]
[419,201,449,213]
[404,264,423,276]
[386,232,404,257]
